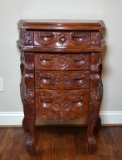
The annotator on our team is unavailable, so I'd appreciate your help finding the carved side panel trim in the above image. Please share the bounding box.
[20,52,35,116]
[88,53,103,128]
[19,29,33,45]
[91,32,100,46]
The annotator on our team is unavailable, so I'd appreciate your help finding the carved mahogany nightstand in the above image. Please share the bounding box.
[17,19,106,155]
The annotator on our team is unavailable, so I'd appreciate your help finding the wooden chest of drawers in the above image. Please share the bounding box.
[17,20,106,155]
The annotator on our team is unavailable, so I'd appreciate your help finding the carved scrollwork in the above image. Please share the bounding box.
[91,32,100,46]
[90,74,103,102]
[73,54,86,65]
[71,32,91,45]
[39,90,54,103]
[20,52,35,115]
[90,53,101,73]
[36,89,89,121]
[21,52,34,72]
[34,31,56,46]
[72,74,86,85]
[19,29,33,45]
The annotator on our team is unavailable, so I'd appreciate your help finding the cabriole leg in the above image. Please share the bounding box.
[25,115,36,155]
[87,53,103,154]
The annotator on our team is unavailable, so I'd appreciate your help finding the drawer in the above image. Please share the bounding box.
[35,70,90,89]
[34,31,100,47]
[34,53,90,70]
[35,89,89,121]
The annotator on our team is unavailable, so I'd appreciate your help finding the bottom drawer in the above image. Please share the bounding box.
[36,89,89,121]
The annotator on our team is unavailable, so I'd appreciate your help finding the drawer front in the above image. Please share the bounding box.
[34,53,90,70]
[36,89,89,121]
[34,31,100,47]
[35,70,90,89]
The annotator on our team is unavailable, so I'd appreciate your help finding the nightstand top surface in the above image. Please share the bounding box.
[18,19,105,30]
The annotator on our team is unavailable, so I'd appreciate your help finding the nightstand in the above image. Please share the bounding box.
[17,19,106,155]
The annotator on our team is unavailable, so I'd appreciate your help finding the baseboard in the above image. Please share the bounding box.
[100,111,122,125]
[0,111,122,126]
[0,112,24,126]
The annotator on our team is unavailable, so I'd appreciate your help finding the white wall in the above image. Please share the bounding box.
[0,0,122,125]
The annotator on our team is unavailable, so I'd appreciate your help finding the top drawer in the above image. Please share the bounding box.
[17,21,106,52]
[34,53,90,70]
[34,31,101,47]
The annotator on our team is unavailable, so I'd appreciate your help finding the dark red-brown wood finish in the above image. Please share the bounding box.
[17,19,106,155]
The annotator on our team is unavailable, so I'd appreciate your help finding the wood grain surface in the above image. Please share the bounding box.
[0,127,122,160]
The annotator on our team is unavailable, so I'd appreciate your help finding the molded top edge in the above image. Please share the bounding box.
[18,19,105,30]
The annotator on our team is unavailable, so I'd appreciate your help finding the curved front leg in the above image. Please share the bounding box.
[87,74,103,153]
[87,102,100,154]
[87,134,97,154]
[23,97,36,155]
[87,116,102,153]
[87,53,103,154]
[23,116,36,154]
[26,135,35,155]
[25,115,36,155]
